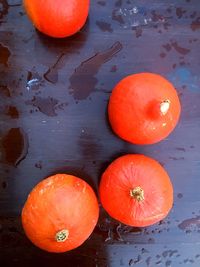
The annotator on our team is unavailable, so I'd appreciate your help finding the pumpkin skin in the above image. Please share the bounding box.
[23,0,90,38]
[22,174,99,253]
[108,73,181,145]
[99,154,173,227]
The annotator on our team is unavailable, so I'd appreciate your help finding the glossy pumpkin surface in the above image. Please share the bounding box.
[23,0,90,38]
[22,174,99,252]
[99,154,173,227]
[108,73,181,145]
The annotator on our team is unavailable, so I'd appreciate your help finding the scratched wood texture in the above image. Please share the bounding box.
[0,0,200,266]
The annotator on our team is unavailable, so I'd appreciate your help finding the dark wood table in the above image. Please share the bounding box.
[1,0,200,266]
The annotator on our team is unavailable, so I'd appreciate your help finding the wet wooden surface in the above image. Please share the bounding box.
[1,0,200,266]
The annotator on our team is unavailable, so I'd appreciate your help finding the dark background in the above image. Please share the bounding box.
[0,0,200,266]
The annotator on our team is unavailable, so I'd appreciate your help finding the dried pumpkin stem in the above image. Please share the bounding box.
[160,99,170,115]
[130,186,144,202]
[55,229,69,242]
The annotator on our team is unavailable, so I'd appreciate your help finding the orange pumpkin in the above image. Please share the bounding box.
[23,0,90,38]
[99,154,173,227]
[108,73,181,144]
[22,174,99,252]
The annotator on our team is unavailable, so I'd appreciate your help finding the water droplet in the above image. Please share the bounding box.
[146,257,151,266]
[132,7,139,14]
[162,251,169,257]
[26,71,43,90]
[35,161,42,169]
[110,65,117,72]
[148,237,155,243]
[129,259,134,266]
[177,193,183,199]
[169,250,178,257]
[141,248,149,254]
[165,260,172,267]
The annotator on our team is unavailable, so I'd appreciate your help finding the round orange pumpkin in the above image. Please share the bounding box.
[108,73,181,145]
[22,174,99,252]
[23,0,90,38]
[99,154,173,227]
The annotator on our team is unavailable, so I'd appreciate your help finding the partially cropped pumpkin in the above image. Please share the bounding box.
[22,174,99,253]
[23,0,90,38]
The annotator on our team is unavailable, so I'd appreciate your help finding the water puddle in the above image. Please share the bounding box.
[96,21,113,33]
[1,128,29,167]
[0,0,9,23]
[0,43,10,66]
[178,216,200,230]
[25,96,59,117]
[5,106,19,118]
[0,84,10,97]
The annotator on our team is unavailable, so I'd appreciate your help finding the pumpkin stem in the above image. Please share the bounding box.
[160,99,170,115]
[55,229,69,242]
[130,186,144,202]
[148,99,171,119]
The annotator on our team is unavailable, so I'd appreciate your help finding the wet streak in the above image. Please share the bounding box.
[170,41,190,55]
[69,42,123,100]
[44,53,65,84]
